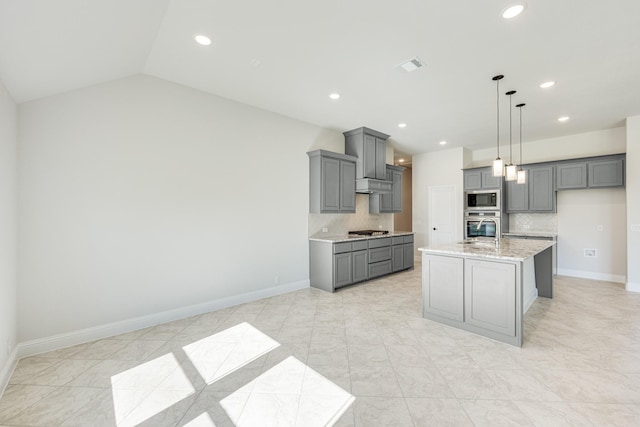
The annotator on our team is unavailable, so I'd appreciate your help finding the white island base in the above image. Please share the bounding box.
[419,239,555,347]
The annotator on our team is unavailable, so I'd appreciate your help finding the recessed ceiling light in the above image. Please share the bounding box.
[328,93,340,100]
[439,140,447,145]
[540,81,556,88]
[558,116,570,122]
[194,34,212,46]
[502,3,526,19]
[398,123,407,128]
[399,159,405,163]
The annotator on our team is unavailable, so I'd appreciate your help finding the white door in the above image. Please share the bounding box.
[428,185,458,246]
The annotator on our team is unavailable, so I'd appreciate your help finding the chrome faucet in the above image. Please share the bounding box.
[476,218,500,247]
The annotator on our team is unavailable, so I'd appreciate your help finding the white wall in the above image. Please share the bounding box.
[626,116,640,291]
[17,74,343,342]
[412,147,468,251]
[0,78,17,386]
[471,127,626,167]
[557,189,627,282]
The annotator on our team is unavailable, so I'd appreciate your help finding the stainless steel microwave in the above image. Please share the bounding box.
[465,190,500,210]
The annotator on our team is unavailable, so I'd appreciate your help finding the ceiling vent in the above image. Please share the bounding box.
[397,57,424,72]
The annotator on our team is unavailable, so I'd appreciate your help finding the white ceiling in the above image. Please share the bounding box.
[1,0,639,156]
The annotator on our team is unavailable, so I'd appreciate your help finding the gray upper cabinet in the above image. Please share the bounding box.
[555,154,625,190]
[506,165,555,213]
[588,158,624,188]
[369,164,404,214]
[464,167,501,191]
[344,127,389,180]
[308,150,357,214]
[556,162,587,190]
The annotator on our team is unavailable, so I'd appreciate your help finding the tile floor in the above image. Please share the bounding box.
[1,265,640,426]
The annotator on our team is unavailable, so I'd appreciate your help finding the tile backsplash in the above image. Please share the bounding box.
[308,194,394,236]
[509,213,558,232]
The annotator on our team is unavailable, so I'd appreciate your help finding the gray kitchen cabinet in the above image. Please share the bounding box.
[352,249,368,284]
[556,162,587,189]
[422,254,464,321]
[333,252,352,288]
[506,165,555,213]
[588,158,624,188]
[403,235,414,270]
[308,150,357,213]
[369,164,404,214]
[391,236,404,272]
[464,167,501,191]
[464,259,516,337]
[344,127,389,180]
[368,237,393,279]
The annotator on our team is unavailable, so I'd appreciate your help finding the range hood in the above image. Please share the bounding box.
[356,178,392,194]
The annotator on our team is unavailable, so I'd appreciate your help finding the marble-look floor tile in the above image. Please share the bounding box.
[439,368,508,400]
[347,344,391,367]
[8,357,62,384]
[568,403,640,427]
[109,340,168,361]
[0,384,57,423]
[22,359,101,386]
[460,399,534,427]
[394,365,454,398]
[513,401,595,427]
[405,398,474,426]
[352,397,414,427]
[484,369,562,402]
[349,365,403,397]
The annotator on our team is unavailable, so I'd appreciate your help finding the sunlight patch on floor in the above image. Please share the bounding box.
[220,356,355,427]
[183,412,217,426]
[110,353,195,427]
[183,322,280,384]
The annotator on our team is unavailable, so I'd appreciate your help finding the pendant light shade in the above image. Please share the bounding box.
[516,103,526,184]
[492,75,504,177]
[505,90,517,181]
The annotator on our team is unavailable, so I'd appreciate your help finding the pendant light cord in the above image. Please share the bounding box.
[519,106,523,166]
[509,95,513,163]
[496,79,500,157]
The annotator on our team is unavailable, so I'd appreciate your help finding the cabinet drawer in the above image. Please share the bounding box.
[392,236,404,245]
[369,237,391,248]
[369,247,392,263]
[403,235,414,244]
[352,240,368,251]
[369,260,392,279]
[333,242,352,254]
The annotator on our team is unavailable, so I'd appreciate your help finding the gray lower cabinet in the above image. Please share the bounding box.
[369,164,404,213]
[308,150,357,213]
[310,235,413,292]
[463,167,501,191]
[506,165,555,213]
[464,259,516,336]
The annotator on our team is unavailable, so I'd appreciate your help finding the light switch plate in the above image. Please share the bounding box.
[584,249,597,258]
[596,225,604,232]
[631,224,640,232]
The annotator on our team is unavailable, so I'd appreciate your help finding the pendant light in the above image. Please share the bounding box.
[492,75,504,177]
[516,103,527,184]
[505,90,518,181]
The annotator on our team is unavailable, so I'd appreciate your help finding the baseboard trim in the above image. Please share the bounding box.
[0,348,19,398]
[557,269,626,284]
[626,282,640,293]
[17,279,310,359]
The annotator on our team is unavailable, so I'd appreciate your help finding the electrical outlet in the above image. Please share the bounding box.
[378,225,383,229]
[584,249,597,258]
[322,227,328,233]
[596,225,604,232]
[523,224,530,229]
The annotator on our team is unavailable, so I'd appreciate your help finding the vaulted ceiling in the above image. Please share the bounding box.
[1,0,639,156]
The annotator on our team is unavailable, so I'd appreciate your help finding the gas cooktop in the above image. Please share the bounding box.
[348,230,389,236]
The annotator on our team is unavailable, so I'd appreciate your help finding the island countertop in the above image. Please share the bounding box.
[419,238,555,262]
[309,231,414,243]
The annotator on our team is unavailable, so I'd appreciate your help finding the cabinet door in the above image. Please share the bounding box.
[588,158,624,188]
[363,134,377,178]
[321,157,340,211]
[529,166,555,212]
[392,170,403,212]
[403,242,414,269]
[352,250,368,283]
[464,170,482,190]
[334,252,352,288]
[556,162,587,190]
[422,255,464,321]
[506,178,528,212]
[340,160,356,212]
[392,244,404,272]
[481,170,501,189]
[375,137,387,180]
[464,259,516,336]
[380,169,393,211]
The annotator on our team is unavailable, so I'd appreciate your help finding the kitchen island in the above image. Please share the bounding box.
[419,238,555,347]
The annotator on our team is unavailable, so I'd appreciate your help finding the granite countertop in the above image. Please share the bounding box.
[419,238,555,262]
[309,231,414,243]
[503,230,558,238]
